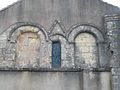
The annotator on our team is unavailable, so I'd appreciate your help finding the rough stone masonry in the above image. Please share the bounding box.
[0,0,119,90]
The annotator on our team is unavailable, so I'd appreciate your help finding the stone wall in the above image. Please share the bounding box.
[0,0,120,34]
[0,0,119,90]
[0,15,116,90]
[0,20,111,90]
[105,14,120,90]
[0,71,112,90]
[0,21,107,71]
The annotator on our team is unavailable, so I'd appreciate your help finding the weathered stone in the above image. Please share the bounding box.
[0,0,119,90]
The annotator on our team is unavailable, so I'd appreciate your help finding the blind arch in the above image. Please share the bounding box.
[75,33,98,68]
[16,32,40,67]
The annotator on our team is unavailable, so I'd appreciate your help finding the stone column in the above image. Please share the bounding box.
[105,14,120,90]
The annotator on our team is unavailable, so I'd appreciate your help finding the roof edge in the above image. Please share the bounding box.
[101,0,120,10]
[0,0,23,13]
[0,0,119,13]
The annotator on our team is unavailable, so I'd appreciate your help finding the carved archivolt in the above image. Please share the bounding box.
[0,21,105,71]
[4,25,50,69]
[67,24,104,43]
[68,24,105,69]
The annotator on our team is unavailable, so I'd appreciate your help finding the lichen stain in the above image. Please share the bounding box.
[75,33,98,67]
[16,32,40,67]
[18,72,32,90]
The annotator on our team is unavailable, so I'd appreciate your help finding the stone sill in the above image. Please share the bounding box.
[0,67,111,72]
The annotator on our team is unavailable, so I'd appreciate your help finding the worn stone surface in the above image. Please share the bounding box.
[105,15,120,90]
[111,68,120,90]
[105,15,120,67]
[75,33,98,69]
[83,71,112,90]
[0,0,119,33]
[0,71,112,90]
[16,32,40,68]
[0,72,82,90]
[0,0,119,90]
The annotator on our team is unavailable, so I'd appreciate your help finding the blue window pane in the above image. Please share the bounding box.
[52,41,61,68]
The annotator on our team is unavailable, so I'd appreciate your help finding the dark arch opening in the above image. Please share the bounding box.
[52,41,61,68]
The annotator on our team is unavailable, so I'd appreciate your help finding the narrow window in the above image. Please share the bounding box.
[52,41,61,68]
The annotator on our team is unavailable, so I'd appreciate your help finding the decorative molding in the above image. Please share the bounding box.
[67,24,105,43]
[7,22,49,42]
[104,14,120,22]
[0,21,109,71]
[49,20,66,37]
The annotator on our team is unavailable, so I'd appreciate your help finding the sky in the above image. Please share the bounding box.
[103,0,120,7]
[0,0,19,10]
[0,0,119,10]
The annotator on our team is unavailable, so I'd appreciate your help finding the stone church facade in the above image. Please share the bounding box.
[0,0,120,90]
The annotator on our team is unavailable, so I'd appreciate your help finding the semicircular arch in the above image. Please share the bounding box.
[68,24,105,43]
